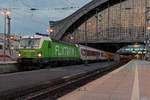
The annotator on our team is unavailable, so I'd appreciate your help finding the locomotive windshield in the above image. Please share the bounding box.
[20,38,40,49]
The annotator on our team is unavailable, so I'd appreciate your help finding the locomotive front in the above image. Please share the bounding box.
[17,35,50,65]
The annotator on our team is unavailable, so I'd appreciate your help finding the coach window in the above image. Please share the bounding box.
[0,45,3,49]
[101,53,104,57]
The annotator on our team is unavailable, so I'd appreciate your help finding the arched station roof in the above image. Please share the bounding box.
[50,0,126,40]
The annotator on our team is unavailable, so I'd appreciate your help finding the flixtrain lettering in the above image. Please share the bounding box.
[55,45,75,56]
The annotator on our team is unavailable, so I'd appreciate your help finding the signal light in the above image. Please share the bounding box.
[8,36,14,42]
[147,26,150,30]
[9,36,14,40]
[70,36,74,40]
[49,29,54,33]
[46,29,54,33]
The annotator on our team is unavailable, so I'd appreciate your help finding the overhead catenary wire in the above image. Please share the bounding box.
[13,10,49,27]
[1,0,90,11]
[0,0,91,25]
[0,0,91,35]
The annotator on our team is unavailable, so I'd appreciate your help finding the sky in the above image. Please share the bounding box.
[0,0,91,36]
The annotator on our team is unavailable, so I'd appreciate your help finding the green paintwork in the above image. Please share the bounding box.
[49,41,79,58]
[19,40,80,59]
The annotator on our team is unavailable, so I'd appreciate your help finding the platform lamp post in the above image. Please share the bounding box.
[144,37,150,60]
[144,0,150,60]
[145,8,150,38]
[7,15,12,56]
[144,26,150,60]
[1,10,11,61]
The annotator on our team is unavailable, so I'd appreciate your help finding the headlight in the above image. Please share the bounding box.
[138,51,142,54]
[18,53,21,57]
[38,52,42,57]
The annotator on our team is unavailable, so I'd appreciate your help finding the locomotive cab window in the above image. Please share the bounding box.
[20,38,41,49]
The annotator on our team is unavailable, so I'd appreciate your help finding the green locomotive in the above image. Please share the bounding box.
[17,35,80,67]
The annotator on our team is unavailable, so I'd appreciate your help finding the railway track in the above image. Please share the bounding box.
[13,62,125,100]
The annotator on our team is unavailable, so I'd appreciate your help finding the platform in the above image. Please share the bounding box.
[0,62,117,99]
[58,60,150,100]
[0,61,18,74]
[0,61,17,64]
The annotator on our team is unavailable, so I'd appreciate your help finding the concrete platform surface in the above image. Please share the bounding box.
[58,60,150,100]
[0,61,17,64]
[0,61,18,74]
